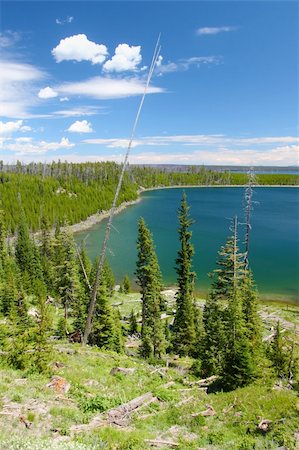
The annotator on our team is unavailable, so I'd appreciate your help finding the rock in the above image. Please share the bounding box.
[110,367,136,376]
[200,404,216,416]
[257,419,272,433]
[46,376,71,394]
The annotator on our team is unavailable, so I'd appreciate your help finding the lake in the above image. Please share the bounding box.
[75,187,299,303]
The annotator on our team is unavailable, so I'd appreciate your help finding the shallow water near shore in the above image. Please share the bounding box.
[75,187,299,303]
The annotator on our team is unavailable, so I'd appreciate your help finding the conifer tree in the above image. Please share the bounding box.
[6,291,33,370]
[122,274,131,294]
[89,279,123,352]
[30,281,53,373]
[172,192,196,356]
[208,218,244,301]
[135,218,165,358]
[221,288,255,390]
[201,293,225,376]
[39,217,56,292]
[129,309,138,335]
[54,228,82,333]
[15,213,44,295]
[270,321,289,378]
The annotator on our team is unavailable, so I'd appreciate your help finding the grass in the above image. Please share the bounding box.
[0,294,298,449]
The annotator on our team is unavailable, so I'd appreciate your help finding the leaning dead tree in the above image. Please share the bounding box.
[82,37,161,345]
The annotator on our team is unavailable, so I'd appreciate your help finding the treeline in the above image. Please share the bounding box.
[0,161,297,233]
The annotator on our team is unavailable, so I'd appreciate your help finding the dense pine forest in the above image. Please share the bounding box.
[0,162,298,449]
[0,161,298,233]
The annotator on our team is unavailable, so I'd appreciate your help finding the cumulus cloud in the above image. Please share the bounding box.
[59,97,69,102]
[196,26,236,35]
[3,136,74,155]
[38,86,58,99]
[0,59,45,118]
[52,34,108,65]
[0,120,31,136]
[57,76,164,99]
[103,44,142,72]
[67,120,93,133]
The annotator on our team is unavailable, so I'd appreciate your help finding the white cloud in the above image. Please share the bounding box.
[0,120,31,136]
[56,16,74,25]
[1,144,298,166]
[196,26,236,36]
[0,30,20,48]
[156,56,220,74]
[67,120,93,133]
[84,134,298,148]
[52,34,108,65]
[103,44,142,72]
[3,136,74,155]
[38,86,58,99]
[0,59,45,118]
[57,76,164,100]
[52,107,101,117]
[59,97,69,102]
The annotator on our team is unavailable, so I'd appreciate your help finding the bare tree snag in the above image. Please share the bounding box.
[82,37,161,345]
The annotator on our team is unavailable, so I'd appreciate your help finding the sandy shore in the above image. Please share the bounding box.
[68,197,142,235]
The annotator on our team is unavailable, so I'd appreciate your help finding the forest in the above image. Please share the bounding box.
[0,161,298,233]
[0,163,298,449]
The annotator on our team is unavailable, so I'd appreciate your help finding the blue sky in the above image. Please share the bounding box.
[0,1,298,166]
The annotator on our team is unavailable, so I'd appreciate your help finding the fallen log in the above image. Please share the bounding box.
[183,375,218,387]
[71,392,156,434]
[145,439,179,448]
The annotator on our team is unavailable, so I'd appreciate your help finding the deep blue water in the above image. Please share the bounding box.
[75,187,299,302]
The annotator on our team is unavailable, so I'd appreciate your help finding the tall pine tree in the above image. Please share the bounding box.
[172,192,196,356]
[135,218,165,358]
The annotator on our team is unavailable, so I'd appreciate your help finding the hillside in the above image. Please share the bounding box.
[0,292,298,450]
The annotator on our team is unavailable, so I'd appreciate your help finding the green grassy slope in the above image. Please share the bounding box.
[0,293,298,450]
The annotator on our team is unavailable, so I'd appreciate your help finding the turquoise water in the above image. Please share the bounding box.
[75,187,299,302]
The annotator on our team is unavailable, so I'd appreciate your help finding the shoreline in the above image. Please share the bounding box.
[71,183,298,234]
[68,197,142,235]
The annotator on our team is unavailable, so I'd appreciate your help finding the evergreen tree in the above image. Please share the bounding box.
[135,218,165,358]
[54,228,82,333]
[209,242,244,302]
[39,216,56,292]
[89,279,123,352]
[73,243,92,334]
[122,274,131,294]
[15,213,44,295]
[221,288,255,390]
[129,309,138,335]
[6,291,33,370]
[30,281,53,373]
[172,192,196,356]
[201,293,225,376]
[270,321,289,378]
